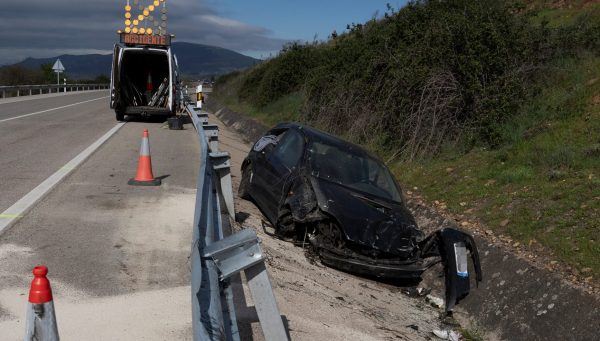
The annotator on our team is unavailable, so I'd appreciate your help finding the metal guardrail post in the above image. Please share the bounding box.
[197,113,209,125]
[210,151,235,221]
[203,124,220,152]
[202,229,288,341]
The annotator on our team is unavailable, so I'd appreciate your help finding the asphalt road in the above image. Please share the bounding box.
[0,91,112,213]
[0,92,198,339]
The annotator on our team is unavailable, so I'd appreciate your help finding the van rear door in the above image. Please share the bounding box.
[110,44,123,109]
[166,48,174,112]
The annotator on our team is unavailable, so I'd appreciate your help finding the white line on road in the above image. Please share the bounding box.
[0,122,125,235]
[0,96,109,123]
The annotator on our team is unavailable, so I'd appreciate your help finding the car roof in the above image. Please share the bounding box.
[273,122,372,157]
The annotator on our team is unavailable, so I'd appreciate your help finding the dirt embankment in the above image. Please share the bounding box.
[206,98,600,341]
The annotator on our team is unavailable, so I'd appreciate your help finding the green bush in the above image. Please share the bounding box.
[216,0,597,160]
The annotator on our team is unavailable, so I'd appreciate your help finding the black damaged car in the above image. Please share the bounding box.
[239,123,482,311]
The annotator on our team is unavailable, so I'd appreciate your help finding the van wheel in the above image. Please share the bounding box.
[115,111,125,121]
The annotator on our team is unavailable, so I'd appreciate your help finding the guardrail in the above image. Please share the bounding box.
[185,101,288,340]
[0,84,109,99]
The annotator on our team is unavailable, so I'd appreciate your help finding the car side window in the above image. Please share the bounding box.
[270,130,304,170]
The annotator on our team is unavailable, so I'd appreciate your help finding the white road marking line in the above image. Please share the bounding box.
[0,122,125,235]
[0,96,108,123]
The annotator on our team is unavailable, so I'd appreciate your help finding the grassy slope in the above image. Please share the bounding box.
[529,1,600,27]
[395,54,600,277]
[214,70,304,127]
[389,3,600,279]
[214,3,600,280]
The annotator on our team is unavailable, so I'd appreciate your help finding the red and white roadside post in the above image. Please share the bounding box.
[24,265,59,340]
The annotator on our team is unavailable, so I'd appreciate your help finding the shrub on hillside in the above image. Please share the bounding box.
[217,0,591,159]
[239,42,322,107]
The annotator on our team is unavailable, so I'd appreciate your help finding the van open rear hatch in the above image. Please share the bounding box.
[120,48,171,115]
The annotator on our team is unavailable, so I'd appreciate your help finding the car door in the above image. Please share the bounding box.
[253,129,305,222]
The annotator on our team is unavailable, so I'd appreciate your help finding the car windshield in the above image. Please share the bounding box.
[307,139,403,203]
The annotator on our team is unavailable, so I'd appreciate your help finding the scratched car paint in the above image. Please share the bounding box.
[239,123,482,311]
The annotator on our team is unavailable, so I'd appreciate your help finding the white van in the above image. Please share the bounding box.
[110,34,181,121]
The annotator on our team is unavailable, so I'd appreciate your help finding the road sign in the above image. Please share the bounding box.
[52,59,65,86]
[52,59,65,72]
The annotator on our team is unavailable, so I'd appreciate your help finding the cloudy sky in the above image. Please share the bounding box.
[0,0,407,66]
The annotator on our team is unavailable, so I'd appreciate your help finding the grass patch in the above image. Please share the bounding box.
[460,327,486,341]
[530,2,600,28]
[394,54,600,278]
[213,85,303,127]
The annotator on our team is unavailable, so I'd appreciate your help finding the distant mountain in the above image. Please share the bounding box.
[172,42,259,76]
[10,42,259,80]
[16,54,111,81]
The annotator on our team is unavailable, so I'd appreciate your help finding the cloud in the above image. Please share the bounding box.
[0,0,288,65]
[196,15,262,32]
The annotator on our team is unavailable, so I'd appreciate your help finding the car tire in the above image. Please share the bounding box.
[238,165,252,200]
[276,207,297,240]
[115,111,125,121]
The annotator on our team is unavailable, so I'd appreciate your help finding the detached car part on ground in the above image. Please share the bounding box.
[239,123,482,312]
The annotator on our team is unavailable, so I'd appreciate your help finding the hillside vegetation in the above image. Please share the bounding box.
[213,0,600,282]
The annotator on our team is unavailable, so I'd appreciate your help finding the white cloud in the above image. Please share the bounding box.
[197,14,263,32]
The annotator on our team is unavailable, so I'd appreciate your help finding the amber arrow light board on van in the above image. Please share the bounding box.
[123,0,168,36]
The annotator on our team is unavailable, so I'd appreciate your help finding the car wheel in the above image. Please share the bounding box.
[276,207,297,240]
[238,165,252,200]
[115,111,125,121]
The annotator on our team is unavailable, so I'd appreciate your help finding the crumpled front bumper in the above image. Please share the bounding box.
[318,227,482,312]
[318,249,427,280]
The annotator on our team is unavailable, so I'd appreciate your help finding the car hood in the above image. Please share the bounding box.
[312,177,422,258]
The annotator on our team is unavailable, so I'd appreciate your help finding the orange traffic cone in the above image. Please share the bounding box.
[128,128,161,186]
[24,266,59,340]
[146,72,153,103]
[146,72,153,92]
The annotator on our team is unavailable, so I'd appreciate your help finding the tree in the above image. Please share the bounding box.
[94,74,110,83]
[40,63,55,84]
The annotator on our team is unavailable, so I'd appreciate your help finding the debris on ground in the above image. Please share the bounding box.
[432,329,462,340]
[402,286,431,298]
[407,324,419,331]
[426,294,445,309]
